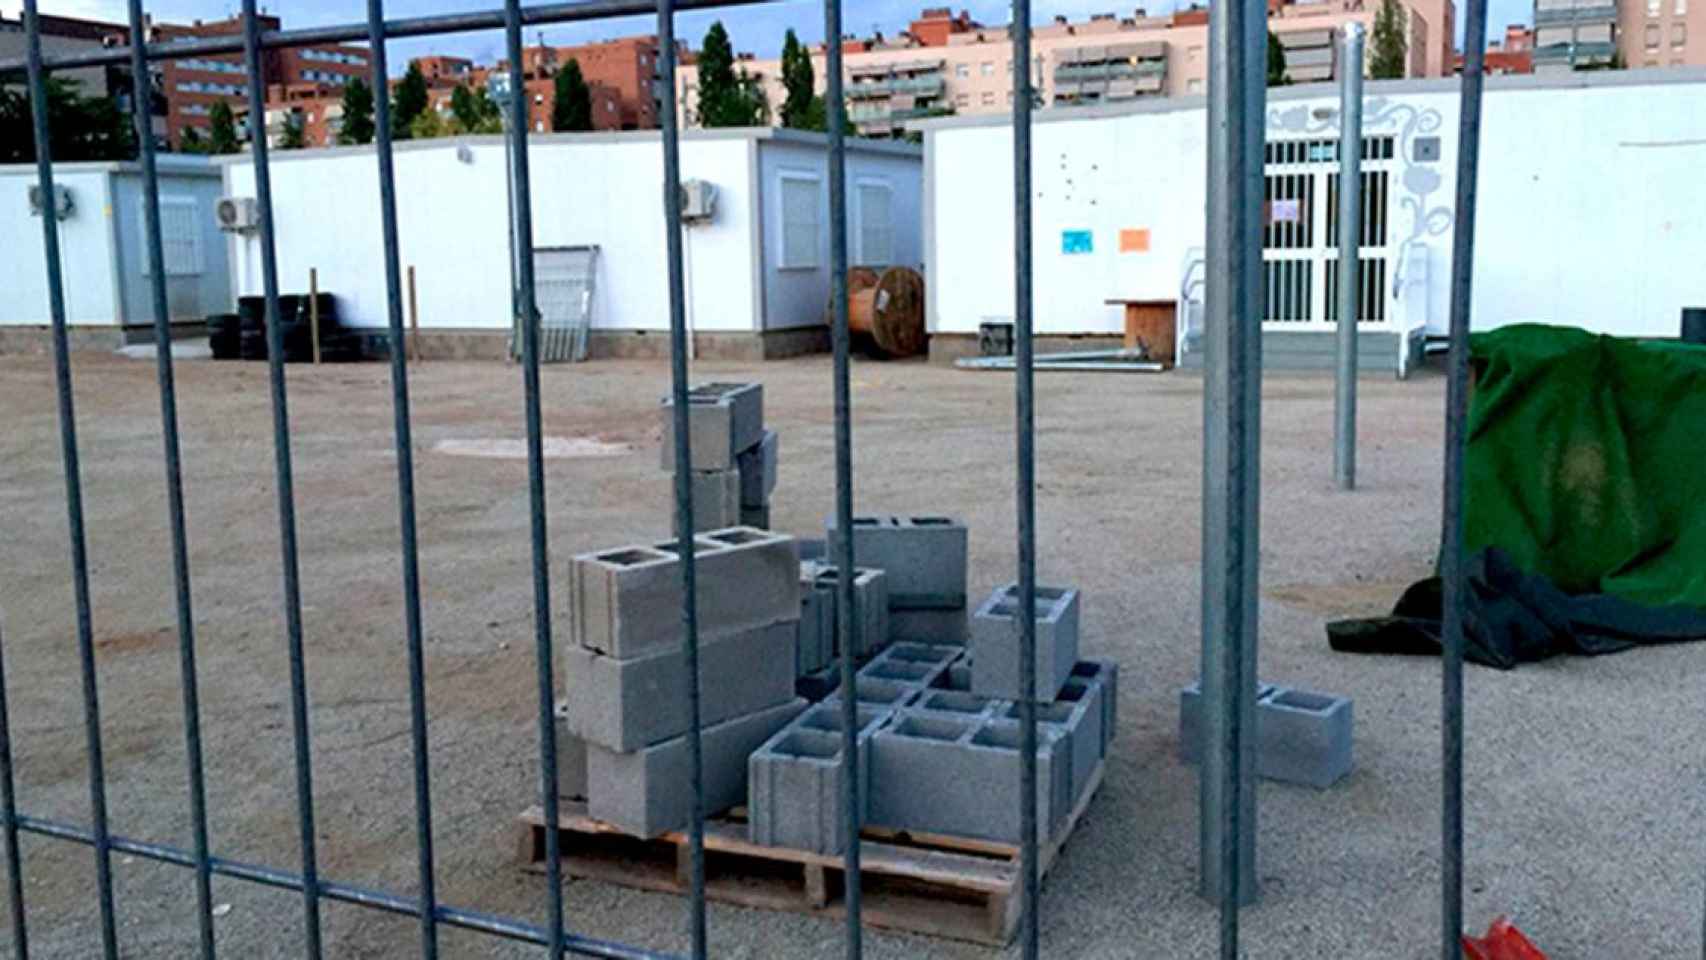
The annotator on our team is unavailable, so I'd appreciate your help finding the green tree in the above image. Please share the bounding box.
[208,99,240,154]
[409,108,447,140]
[779,29,814,128]
[0,77,134,163]
[392,61,430,139]
[552,58,593,131]
[799,95,853,134]
[278,111,306,149]
[1267,30,1290,86]
[695,21,767,127]
[338,75,375,145]
[1370,0,1408,79]
[178,126,208,154]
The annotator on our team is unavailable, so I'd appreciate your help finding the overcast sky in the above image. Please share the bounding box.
[4,0,1531,68]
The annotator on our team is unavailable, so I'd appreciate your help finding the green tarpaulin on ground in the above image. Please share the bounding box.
[1466,324,1706,609]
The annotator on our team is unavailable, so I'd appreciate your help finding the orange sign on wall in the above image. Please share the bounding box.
[1118,228,1151,253]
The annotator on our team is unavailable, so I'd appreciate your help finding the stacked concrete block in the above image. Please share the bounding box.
[998,695,1099,808]
[672,469,742,536]
[1178,682,1354,789]
[554,701,590,801]
[748,701,893,853]
[661,383,779,531]
[802,560,890,663]
[969,584,1080,702]
[588,698,808,838]
[737,429,778,512]
[868,710,1072,844]
[796,565,836,676]
[1071,660,1119,753]
[827,515,970,644]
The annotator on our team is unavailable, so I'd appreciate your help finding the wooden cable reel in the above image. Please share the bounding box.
[827,265,926,358]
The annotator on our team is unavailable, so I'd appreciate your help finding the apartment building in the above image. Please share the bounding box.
[1456,25,1536,72]
[456,35,668,132]
[1620,0,1703,66]
[0,13,124,97]
[678,0,1456,135]
[239,82,347,148]
[1533,0,1622,68]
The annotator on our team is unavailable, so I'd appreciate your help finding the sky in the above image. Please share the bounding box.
[4,0,1533,70]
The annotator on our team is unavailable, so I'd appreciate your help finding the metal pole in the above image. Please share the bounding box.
[1334,22,1363,492]
[1011,0,1040,958]
[23,2,119,955]
[364,3,439,955]
[1200,0,1265,946]
[1442,0,1489,954]
[310,268,321,364]
[0,622,29,959]
[653,11,708,958]
[823,3,864,955]
[242,1,324,954]
[501,111,519,354]
[500,2,566,956]
[408,265,421,363]
[126,0,217,954]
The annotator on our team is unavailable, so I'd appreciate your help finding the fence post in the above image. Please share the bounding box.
[1334,23,1364,491]
[310,267,321,365]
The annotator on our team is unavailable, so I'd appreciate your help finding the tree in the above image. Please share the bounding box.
[278,111,306,149]
[779,29,814,128]
[799,95,853,134]
[1267,30,1290,86]
[339,75,375,145]
[0,77,134,163]
[409,109,447,140]
[552,59,593,131]
[695,21,767,127]
[179,126,208,154]
[208,99,240,154]
[445,84,501,134]
[1370,0,1408,79]
[392,61,429,139]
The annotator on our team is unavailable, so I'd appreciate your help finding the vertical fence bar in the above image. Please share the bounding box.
[0,622,28,958]
[1200,0,1265,948]
[23,3,119,956]
[1442,0,1488,955]
[652,11,708,958]
[241,3,324,954]
[823,0,863,954]
[364,5,439,956]
[1333,22,1363,492]
[500,5,565,957]
[1010,0,1040,957]
[125,0,217,954]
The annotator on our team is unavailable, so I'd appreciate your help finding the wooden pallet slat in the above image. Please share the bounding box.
[514,760,1105,946]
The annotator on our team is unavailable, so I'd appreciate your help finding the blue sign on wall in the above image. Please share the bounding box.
[1061,229,1093,255]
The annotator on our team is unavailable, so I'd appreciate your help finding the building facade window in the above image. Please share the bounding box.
[1647,23,1661,46]
[1187,78,1202,92]
[855,180,893,265]
[1678,0,1688,15]
[981,91,994,105]
[1647,0,1660,15]
[981,61,994,75]
[956,63,969,77]
[1674,23,1687,45]
[778,171,822,270]
[955,93,970,107]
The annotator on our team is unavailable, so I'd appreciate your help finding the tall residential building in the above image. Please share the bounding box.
[1620,0,1703,66]
[1456,24,1536,72]
[462,35,670,132]
[677,0,1456,136]
[0,13,125,97]
[1533,0,1622,68]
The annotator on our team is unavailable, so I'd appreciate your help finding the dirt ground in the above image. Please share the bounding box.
[1,350,1701,958]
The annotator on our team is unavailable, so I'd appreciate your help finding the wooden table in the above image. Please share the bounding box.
[1104,298,1177,366]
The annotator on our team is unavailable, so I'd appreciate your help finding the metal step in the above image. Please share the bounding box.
[1177,329,1403,373]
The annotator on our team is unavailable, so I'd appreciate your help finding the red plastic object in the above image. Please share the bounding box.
[1462,916,1548,960]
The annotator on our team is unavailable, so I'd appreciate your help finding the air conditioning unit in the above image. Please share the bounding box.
[679,179,717,223]
[28,184,73,220]
[215,196,259,233]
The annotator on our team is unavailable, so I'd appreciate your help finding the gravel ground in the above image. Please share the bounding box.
[1,350,1701,959]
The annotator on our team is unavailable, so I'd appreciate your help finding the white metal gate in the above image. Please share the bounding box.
[523,245,599,363]
[1262,135,1396,327]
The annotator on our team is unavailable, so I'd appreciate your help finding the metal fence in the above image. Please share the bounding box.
[0,0,1493,954]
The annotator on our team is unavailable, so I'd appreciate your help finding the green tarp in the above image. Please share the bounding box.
[1467,324,1706,609]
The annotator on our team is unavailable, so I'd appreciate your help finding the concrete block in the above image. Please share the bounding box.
[859,641,956,689]
[561,620,797,751]
[889,606,967,645]
[998,694,1098,806]
[930,658,975,693]
[660,382,764,471]
[554,701,589,800]
[825,675,922,710]
[740,504,770,530]
[796,566,835,676]
[570,527,799,659]
[914,688,1004,720]
[588,697,806,838]
[797,538,827,562]
[672,469,741,537]
[1178,682,1354,788]
[1072,660,1119,753]
[737,429,779,508]
[808,563,890,660]
[868,712,1070,843]
[969,584,1080,702]
[1057,674,1107,766]
[748,702,893,853]
[826,515,968,609]
[794,663,842,703]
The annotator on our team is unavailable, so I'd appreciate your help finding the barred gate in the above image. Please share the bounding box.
[1261,134,1396,327]
[1,0,1498,957]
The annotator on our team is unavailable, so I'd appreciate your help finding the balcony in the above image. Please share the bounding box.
[1053,60,1165,84]
[1532,39,1618,63]
[847,73,946,100]
[1531,3,1618,26]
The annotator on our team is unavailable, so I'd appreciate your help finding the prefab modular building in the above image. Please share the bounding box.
[217,127,923,361]
[1,154,229,350]
[918,68,1706,374]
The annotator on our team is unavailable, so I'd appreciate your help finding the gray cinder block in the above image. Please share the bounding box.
[808,563,890,660]
[661,382,764,472]
[825,675,922,710]
[737,429,779,508]
[570,527,799,659]
[1178,682,1354,789]
[969,584,1080,702]
[1072,660,1119,752]
[1056,674,1107,769]
[999,695,1098,806]
[797,567,835,676]
[797,538,827,562]
[868,712,1071,844]
[748,702,892,853]
[856,642,956,690]
[889,606,967,645]
[588,697,806,838]
[555,701,589,800]
[826,515,968,609]
[914,688,1004,720]
[561,620,797,751]
[672,469,741,537]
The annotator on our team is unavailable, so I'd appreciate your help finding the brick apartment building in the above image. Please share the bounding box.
[434,35,667,132]
[1456,24,1537,72]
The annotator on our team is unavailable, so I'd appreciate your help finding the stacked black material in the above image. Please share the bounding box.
[212,294,366,362]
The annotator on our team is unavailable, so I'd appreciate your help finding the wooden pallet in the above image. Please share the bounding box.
[515,760,1104,946]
